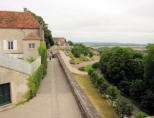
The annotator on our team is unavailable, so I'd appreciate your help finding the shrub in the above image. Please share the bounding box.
[26,64,44,100]
[92,62,100,69]
[80,55,89,61]
[71,44,90,58]
[99,78,110,94]
[24,42,47,102]
[107,86,119,101]
[129,80,145,102]
[89,52,94,57]
[90,71,99,85]
[115,98,134,118]
[134,112,149,118]
[38,42,47,76]
[88,68,94,76]
[79,67,85,71]
[26,57,36,63]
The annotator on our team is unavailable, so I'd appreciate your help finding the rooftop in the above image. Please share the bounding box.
[0,11,40,29]
[24,33,40,40]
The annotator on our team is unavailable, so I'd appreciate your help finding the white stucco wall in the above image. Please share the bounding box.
[0,53,41,75]
[23,40,40,59]
[0,67,29,104]
[0,28,40,54]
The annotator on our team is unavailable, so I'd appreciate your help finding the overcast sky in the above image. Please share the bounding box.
[1,0,154,44]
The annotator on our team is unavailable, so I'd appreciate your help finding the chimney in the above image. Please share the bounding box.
[23,8,28,12]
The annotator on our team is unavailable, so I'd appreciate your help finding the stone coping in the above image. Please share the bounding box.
[0,104,15,112]
[56,53,101,118]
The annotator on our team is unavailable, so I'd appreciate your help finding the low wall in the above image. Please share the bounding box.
[56,53,101,118]
[0,53,41,75]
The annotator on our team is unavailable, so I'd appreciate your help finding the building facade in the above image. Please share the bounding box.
[0,10,42,108]
[0,10,44,59]
[53,37,68,46]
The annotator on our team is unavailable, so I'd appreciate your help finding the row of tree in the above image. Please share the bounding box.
[71,44,93,58]
[99,45,154,115]
[88,69,135,118]
[31,12,54,48]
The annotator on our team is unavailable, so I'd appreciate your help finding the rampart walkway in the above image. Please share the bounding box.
[0,58,82,118]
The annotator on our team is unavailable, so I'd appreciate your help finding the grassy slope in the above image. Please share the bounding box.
[83,64,93,72]
[73,74,119,118]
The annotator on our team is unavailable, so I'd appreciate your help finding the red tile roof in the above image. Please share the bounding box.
[23,33,40,40]
[0,11,40,29]
[53,37,66,41]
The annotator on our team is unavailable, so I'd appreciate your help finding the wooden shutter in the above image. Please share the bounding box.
[3,40,7,50]
[13,40,17,50]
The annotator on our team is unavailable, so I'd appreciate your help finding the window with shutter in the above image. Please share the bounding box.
[29,43,35,49]
[13,40,17,50]
[8,41,13,50]
[3,40,8,50]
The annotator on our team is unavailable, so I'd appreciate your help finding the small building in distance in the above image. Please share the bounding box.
[90,48,100,56]
[53,37,68,46]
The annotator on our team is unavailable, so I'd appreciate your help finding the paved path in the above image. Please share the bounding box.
[0,58,82,118]
[72,60,99,68]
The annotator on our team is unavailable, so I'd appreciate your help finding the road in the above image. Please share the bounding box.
[0,58,82,118]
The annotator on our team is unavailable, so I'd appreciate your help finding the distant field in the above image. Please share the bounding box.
[87,45,146,51]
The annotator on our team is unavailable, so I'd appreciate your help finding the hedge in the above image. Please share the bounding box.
[18,42,47,104]
[88,69,134,117]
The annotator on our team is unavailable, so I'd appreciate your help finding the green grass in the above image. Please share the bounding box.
[79,64,93,72]
[73,74,119,118]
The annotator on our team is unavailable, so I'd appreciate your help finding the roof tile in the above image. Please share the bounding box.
[0,11,40,29]
[24,33,40,40]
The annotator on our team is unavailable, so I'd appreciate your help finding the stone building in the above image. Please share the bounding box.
[53,37,68,46]
[0,10,42,108]
[0,10,44,59]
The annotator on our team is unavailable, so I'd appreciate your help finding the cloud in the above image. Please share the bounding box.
[0,0,154,44]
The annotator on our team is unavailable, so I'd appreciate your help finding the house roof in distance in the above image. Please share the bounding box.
[0,11,40,29]
[53,37,66,41]
[23,33,40,40]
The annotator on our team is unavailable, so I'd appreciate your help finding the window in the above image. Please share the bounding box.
[29,43,35,48]
[8,41,13,50]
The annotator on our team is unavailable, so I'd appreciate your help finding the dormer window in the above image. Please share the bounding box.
[29,43,35,48]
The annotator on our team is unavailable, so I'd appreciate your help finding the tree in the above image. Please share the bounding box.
[99,47,144,86]
[68,40,74,46]
[92,62,100,69]
[134,112,149,118]
[99,79,110,94]
[71,48,81,58]
[115,98,134,118]
[118,80,131,96]
[89,52,94,57]
[31,12,54,48]
[129,80,145,102]
[71,44,91,58]
[88,68,94,76]
[144,44,154,91]
[90,71,99,85]
[141,89,154,114]
[107,86,119,101]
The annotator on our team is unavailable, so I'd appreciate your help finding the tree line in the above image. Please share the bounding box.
[31,12,54,48]
[99,44,154,115]
[71,43,93,58]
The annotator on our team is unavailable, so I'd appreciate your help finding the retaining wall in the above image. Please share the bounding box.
[0,53,41,75]
[56,53,101,118]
